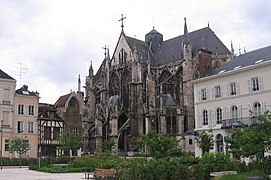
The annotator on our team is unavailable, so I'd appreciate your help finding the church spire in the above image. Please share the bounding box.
[78,74,81,92]
[183,17,189,44]
[89,61,93,77]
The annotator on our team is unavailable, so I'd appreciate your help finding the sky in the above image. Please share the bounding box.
[1,0,270,104]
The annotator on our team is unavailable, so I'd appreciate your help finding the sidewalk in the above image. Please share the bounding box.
[0,167,86,180]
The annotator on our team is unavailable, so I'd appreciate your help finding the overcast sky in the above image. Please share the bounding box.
[1,0,270,104]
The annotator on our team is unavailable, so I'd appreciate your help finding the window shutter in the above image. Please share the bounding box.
[16,105,19,115]
[238,105,242,118]
[236,82,240,95]
[211,88,214,99]
[34,122,37,134]
[198,90,201,102]
[206,89,209,100]
[248,104,252,116]
[25,105,29,116]
[248,79,251,92]
[15,121,18,133]
[34,106,38,116]
[211,109,215,126]
[227,84,230,96]
[261,101,266,114]
[24,121,27,134]
[198,111,202,128]
[223,107,226,120]
[226,107,229,119]
[221,86,223,98]
[259,76,263,90]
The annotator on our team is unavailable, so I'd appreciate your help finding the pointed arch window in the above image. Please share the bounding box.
[121,70,131,110]
[166,108,177,135]
[159,70,176,99]
[109,73,120,96]
[119,48,127,64]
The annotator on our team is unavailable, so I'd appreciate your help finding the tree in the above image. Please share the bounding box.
[228,111,271,160]
[103,139,115,153]
[57,131,82,156]
[196,131,214,155]
[134,131,183,159]
[9,137,30,168]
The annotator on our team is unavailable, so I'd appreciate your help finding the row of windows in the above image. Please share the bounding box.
[17,121,37,134]
[17,104,38,116]
[199,102,263,126]
[200,76,263,101]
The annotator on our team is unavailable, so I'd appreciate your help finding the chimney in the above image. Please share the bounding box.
[198,48,213,77]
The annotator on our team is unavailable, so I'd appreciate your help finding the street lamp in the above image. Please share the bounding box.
[1,119,3,170]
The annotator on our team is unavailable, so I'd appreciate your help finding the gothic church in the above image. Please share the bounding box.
[83,17,232,154]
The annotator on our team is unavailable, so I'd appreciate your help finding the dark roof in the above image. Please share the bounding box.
[0,69,15,80]
[156,27,230,65]
[156,94,177,108]
[38,103,63,121]
[126,36,154,63]
[54,93,71,107]
[15,85,39,97]
[209,45,271,75]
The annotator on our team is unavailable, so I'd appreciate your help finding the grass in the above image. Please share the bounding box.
[219,170,264,180]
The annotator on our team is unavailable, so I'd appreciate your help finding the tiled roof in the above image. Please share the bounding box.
[54,93,71,107]
[156,27,230,65]
[0,69,15,80]
[155,94,177,108]
[208,45,271,75]
[15,85,39,97]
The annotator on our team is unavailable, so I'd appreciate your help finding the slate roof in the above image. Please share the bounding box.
[126,36,155,64]
[15,85,39,97]
[38,103,63,121]
[156,27,230,65]
[0,69,15,80]
[208,45,271,76]
[155,94,177,108]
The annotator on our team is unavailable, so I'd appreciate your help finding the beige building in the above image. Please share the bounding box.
[193,45,271,157]
[13,85,39,158]
[0,69,16,158]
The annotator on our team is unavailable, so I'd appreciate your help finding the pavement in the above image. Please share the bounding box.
[0,167,88,180]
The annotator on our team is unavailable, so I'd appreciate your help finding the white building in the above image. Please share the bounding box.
[193,45,271,157]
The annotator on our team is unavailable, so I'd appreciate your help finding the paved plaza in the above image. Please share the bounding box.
[0,167,87,180]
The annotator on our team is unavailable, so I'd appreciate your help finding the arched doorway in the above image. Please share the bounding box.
[216,134,224,152]
[118,113,130,153]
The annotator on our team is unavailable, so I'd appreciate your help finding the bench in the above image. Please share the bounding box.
[84,168,115,180]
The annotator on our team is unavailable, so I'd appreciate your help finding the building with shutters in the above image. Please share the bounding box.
[193,45,271,157]
[13,85,39,157]
[0,69,16,158]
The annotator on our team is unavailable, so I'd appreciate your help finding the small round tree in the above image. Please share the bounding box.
[196,131,214,155]
[9,137,30,168]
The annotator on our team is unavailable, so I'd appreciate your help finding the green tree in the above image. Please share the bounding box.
[57,131,82,156]
[134,131,183,159]
[103,139,115,153]
[9,137,30,168]
[196,131,214,155]
[228,111,271,160]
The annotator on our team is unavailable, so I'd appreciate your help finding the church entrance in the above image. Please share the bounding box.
[118,113,130,154]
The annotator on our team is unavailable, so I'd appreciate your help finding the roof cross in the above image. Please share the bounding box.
[118,14,126,31]
[102,44,108,58]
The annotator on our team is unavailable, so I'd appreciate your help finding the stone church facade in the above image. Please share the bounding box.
[84,18,232,154]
